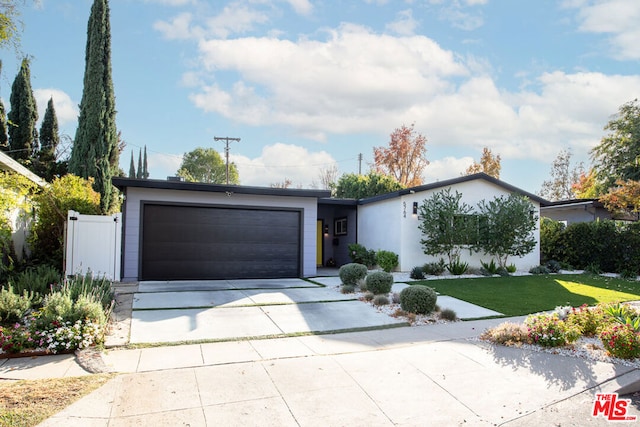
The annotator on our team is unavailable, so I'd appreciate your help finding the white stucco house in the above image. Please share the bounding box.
[113,172,544,282]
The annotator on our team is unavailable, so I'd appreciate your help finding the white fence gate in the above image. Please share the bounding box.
[65,210,122,281]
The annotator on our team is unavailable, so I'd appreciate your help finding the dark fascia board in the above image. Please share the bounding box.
[358,172,550,205]
[318,197,358,206]
[541,198,599,207]
[112,177,331,198]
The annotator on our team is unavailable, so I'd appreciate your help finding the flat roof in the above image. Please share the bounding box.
[112,177,332,198]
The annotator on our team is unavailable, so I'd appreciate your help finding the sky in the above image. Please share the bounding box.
[2,0,640,194]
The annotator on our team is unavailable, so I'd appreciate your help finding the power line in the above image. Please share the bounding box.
[214,136,240,185]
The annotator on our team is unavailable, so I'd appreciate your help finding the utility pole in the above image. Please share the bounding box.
[214,136,241,184]
[358,153,363,175]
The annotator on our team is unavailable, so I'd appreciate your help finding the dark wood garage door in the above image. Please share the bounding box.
[141,204,301,280]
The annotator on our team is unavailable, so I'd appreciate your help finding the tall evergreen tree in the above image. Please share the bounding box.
[0,61,8,152]
[143,145,149,179]
[69,0,118,213]
[136,149,142,179]
[8,57,38,165]
[36,97,60,181]
[128,151,135,178]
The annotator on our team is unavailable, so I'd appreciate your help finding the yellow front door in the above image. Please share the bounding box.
[316,220,323,266]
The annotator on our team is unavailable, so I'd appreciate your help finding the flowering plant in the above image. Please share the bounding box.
[599,323,640,359]
[36,320,104,353]
[567,304,607,336]
[0,323,39,353]
[524,313,580,347]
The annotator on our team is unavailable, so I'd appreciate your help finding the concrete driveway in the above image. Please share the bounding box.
[121,277,501,345]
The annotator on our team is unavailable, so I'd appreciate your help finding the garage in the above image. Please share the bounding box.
[141,203,301,280]
[113,177,329,282]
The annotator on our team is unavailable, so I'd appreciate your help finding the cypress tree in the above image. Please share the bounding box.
[8,57,38,165]
[36,97,60,181]
[136,149,142,179]
[69,0,118,213]
[143,145,149,179]
[128,150,135,178]
[0,61,8,152]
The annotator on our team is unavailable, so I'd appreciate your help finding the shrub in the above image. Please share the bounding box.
[37,291,75,327]
[603,303,640,332]
[10,264,62,299]
[439,308,457,321]
[373,295,389,306]
[410,266,425,280]
[529,265,550,275]
[584,262,602,275]
[0,285,33,324]
[544,260,562,273]
[480,259,499,275]
[341,284,356,294]
[63,273,114,311]
[400,285,437,314]
[339,263,368,286]
[447,259,468,275]
[599,323,640,359]
[73,295,108,325]
[362,292,374,302]
[524,313,580,347]
[567,304,607,336]
[480,322,533,346]
[365,271,393,295]
[0,324,34,353]
[422,259,446,276]
[496,267,510,277]
[347,243,376,267]
[376,250,399,272]
[506,264,517,274]
[391,292,401,304]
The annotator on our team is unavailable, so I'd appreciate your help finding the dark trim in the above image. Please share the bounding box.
[138,200,304,280]
[358,173,549,205]
[113,177,330,199]
[318,197,358,206]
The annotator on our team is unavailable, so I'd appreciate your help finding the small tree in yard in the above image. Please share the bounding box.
[418,188,474,267]
[475,194,538,269]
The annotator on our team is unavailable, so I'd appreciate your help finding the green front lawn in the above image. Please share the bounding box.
[414,274,640,317]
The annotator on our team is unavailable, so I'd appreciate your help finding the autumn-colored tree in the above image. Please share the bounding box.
[373,123,428,187]
[599,179,640,214]
[572,169,599,199]
[464,147,501,179]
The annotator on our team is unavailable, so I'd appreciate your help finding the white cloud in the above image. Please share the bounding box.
[230,143,336,186]
[423,156,474,182]
[144,0,196,5]
[153,12,199,40]
[568,0,640,60]
[285,0,313,16]
[33,88,78,128]
[385,9,418,36]
[146,151,184,180]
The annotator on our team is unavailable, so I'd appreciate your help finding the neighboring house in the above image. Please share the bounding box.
[0,151,46,259]
[540,199,639,225]
[114,172,544,281]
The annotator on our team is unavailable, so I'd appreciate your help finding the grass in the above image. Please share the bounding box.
[414,273,640,316]
[0,374,115,427]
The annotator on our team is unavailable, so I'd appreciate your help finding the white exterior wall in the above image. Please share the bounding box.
[359,180,541,273]
[357,197,402,257]
[121,187,318,281]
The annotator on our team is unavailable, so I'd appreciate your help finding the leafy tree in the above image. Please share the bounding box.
[29,174,101,270]
[464,147,501,179]
[599,179,640,214]
[538,149,584,201]
[573,169,598,199]
[417,188,474,266]
[69,0,119,214]
[0,0,29,51]
[373,123,429,187]
[177,147,239,184]
[128,150,135,178]
[35,97,61,181]
[8,57,38,166]
[591,99,640,194]
[474,193,538,269]
[334,172,403,199]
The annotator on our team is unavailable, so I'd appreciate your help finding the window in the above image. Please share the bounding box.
[334,217,347,235]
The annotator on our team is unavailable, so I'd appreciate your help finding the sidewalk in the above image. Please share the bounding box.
[0,318,638,426]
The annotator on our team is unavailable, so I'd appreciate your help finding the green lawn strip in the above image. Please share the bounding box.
[414,274,640,317]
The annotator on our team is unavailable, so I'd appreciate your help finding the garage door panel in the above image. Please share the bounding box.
[141,204,301,280]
